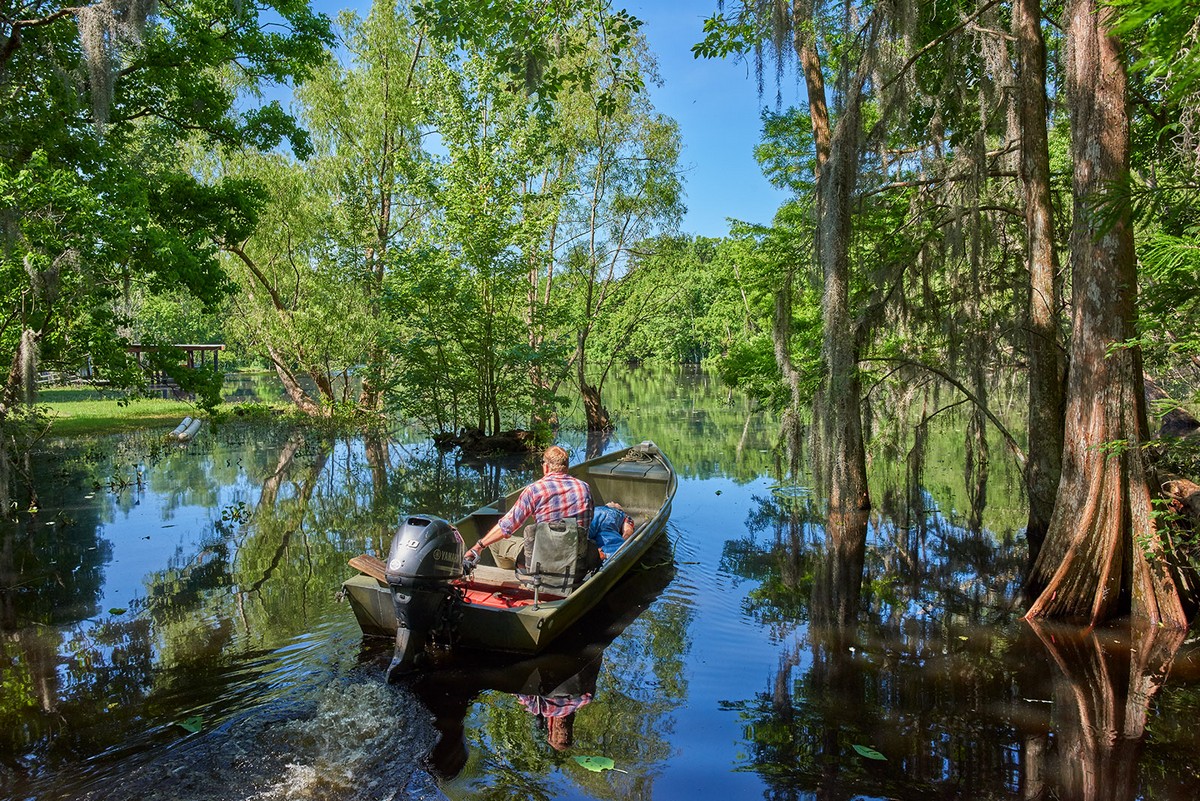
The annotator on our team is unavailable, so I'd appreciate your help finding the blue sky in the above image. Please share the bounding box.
[315,1,795,238]
[623,1,794,236]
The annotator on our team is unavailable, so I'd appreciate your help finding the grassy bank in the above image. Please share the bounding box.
[39,387,199,437]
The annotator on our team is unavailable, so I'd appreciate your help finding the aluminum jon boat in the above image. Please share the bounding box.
[341,441,676,675]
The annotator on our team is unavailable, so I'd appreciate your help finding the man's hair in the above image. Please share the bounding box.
[542,445,570,472]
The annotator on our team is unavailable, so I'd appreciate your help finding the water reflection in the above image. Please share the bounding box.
[720,462,1200,800]
[1025,621,1185,801]
[0,422,469,799]
[2,366,1200,800]
[410,544,679,795]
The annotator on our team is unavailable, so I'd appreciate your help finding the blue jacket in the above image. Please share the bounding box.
[589,505,632,557]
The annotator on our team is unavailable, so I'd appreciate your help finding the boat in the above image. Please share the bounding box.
[342,440,676,675]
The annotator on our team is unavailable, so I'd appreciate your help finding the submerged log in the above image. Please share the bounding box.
[433,427,539,456]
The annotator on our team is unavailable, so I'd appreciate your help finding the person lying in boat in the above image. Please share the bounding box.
[464,445,595,569]
[589,501,635,561]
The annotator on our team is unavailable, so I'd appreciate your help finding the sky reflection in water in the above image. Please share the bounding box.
[3,366,1200,800]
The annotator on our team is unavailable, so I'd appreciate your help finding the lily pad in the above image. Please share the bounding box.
[107,607,127,616]
[178,716,203,734]
[573,755,625,773]
[852,744,887,761]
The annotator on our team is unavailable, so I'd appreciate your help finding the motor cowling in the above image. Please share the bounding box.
[386,516,465,587]
[385,516,464,680]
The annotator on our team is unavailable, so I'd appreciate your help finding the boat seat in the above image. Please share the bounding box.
[464,564,525,590]
[516,519,588,604]
[588,459,671,482]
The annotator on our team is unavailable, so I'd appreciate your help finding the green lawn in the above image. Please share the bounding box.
[39,387,199,436]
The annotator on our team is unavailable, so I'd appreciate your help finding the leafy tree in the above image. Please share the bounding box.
[384,0,679,438]
[214,1,425,417]
[421,42,555,437]
[297,1,431,415]
[0,0,332,428]
[216,152,379,415]
[548,35,684,432]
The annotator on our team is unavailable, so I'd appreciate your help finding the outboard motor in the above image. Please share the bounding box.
[385,516,464,679]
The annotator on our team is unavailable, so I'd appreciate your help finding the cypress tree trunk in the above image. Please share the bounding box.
[1014,0,1065,560]
[794,0,871,514]
[817,126,870,513]
[1025,0,1186,627]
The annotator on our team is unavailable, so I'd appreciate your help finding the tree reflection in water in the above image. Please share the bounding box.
[5,366,1200,799]
[407,543,682,800]
[0,424,448,799]
[719,472,1200,801]
[1025,620,1185,801]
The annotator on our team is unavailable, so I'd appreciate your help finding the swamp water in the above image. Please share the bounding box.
[2,365,1200,800]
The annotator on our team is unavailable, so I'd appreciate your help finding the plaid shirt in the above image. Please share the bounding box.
[497,471,593,537]
[518,693,593,718]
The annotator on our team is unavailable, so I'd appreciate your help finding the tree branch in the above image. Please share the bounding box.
[880,0,1004,93]
[863,355,1028,470]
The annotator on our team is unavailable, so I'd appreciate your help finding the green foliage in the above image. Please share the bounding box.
[1113,0,1200,103]
[412,0,646,115]
[691,13,763,60]
[717,335,786,408]
[0,0,332,421]
[129,291,227,351]
[754,108,817,193]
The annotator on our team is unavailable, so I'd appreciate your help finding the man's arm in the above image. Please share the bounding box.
[466,522,505,560]
[466,486,535,559]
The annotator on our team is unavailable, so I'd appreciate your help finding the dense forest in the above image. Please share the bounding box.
[3,0,1200,629]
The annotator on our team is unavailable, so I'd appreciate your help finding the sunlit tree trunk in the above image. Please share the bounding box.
[815,124,870,513]
[1025,0,1186,627]
[764,0,834,473]
[1014,0,1065,561]
[264,344,326,417]
[794,0,870,513]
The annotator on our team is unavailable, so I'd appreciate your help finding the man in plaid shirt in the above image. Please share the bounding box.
[465,445,594,568]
